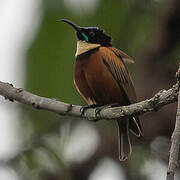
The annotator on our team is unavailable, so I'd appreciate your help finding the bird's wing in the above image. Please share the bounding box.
[101,47,137,104]
[101,47,143,136]
[109,47,134,64]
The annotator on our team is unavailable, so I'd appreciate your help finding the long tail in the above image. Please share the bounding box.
[117,117,143,161]
[117,118,131,161]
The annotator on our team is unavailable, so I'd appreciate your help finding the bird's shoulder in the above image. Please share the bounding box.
[99,46,134,64]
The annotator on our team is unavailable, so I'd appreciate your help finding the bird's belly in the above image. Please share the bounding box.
[74,55,129,106]
[85,66,127,105]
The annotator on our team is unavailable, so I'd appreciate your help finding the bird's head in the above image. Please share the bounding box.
[61,19,112,46]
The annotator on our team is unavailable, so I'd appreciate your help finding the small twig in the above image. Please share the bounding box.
[166,64,180,180]
[0,81,178,121]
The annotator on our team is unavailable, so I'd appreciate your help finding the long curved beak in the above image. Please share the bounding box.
[61,19,82,32]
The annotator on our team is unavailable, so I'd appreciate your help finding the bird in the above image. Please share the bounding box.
[61,19,143,161]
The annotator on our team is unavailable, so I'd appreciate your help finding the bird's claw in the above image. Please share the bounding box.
[80,103,119,120]
[80,104,99,117]
[94,107,104,116]
[94,103,119,117]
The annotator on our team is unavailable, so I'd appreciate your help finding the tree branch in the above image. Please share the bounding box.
[166,67,180,180]
[0,80,178,121]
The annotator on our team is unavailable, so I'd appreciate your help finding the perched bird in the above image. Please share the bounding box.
[61,19,143,161]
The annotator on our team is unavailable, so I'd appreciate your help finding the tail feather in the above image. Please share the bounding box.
[129,117,143,137]
[117,117,143,161]
[117,119,131,161]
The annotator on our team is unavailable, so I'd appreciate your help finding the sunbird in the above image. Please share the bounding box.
[62,19,143,161]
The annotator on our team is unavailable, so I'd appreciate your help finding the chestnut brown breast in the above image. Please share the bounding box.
[74,47,132,106]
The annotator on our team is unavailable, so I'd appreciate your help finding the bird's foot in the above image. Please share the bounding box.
[80,103,119,120]
[94,103,119,115]
[80,104,100,117]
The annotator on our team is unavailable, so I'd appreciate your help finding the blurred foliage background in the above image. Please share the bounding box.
[5,0,180,179]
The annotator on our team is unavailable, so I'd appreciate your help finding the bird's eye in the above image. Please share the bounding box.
[89,31,95,37]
